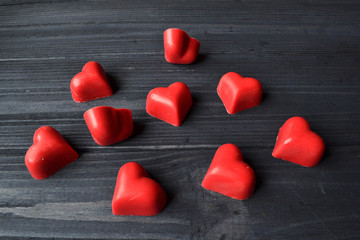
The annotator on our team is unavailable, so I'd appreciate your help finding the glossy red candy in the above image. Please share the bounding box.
[25,126,79,180]
[217,72,262,114]
[202,144,256,200]
[84,106,133,146]
[272,116,325,167]
[70,61,113,102]
[146,82,192,126]
[112,162,167,216]
[164,28,200,64]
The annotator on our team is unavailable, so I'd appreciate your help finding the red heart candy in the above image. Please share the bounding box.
[272,116,325,167]
[84,106,133,146]
[164,28,200,64]
[112,162,167,216]
[70,61,113,102]
[146,82,192,126]
[217,72,262,114]
[202,144,256,200]
[25,126,79,180]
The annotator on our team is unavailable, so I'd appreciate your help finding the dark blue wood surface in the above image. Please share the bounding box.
[0,1,359,239]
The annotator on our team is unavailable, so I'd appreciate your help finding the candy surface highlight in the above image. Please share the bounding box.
[112,162,167,216]
[70,61,113,102]
[202,143,256,200]
[272,116,325,167]
[217,72,262,114]
[84,106,133,146]
[25,126,79,180]
[164,28,200,64]
[146,82,192,126]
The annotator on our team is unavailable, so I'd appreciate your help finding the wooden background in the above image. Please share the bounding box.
[1,0,359,239]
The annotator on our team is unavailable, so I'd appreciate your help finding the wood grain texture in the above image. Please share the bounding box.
[0,0,359,239]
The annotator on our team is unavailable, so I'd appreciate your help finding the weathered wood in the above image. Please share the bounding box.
[1,0,359,239]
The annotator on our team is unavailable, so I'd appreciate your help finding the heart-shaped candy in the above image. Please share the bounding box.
[202,144,256,200]
[146,82,192,126]
[217,72,262,114]
[272,116,325,167]
[84,106,133,146]
[70,61,113,102]
[164,28,200,64]
[25,126,79,180]
[112,162,167,216]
